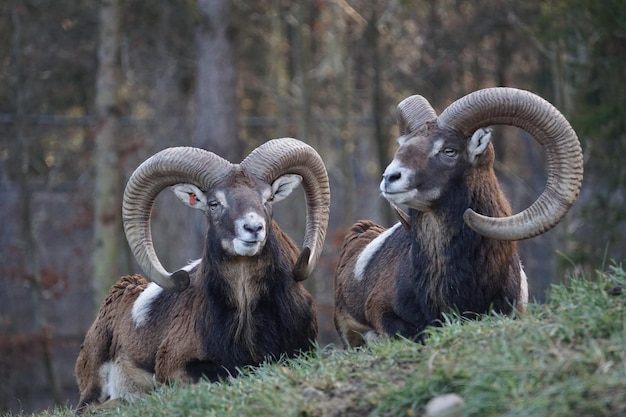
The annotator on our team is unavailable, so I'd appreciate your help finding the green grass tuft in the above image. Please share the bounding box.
[13,264,626,417]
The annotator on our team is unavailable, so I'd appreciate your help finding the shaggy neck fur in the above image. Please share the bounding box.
[190,226,314,379]
[198,235,274,360]
[399,171,521,329]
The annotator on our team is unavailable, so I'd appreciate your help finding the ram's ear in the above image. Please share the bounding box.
[171,184,208,210]
[271,174,302,203]
[467,127,492,163]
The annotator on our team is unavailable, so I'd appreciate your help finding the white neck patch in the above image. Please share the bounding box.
[354,223,401,281]
[131,282,163,327]
[183,258,201,272]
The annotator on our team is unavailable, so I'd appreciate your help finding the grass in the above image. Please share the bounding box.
[11,264,626,417]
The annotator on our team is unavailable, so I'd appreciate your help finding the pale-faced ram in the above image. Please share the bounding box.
[75,138,330,411]
[334,87,583,347]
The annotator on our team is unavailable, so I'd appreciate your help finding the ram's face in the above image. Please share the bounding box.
[380,127,492,211]
[171,170,302,257]
[209,178,272,257]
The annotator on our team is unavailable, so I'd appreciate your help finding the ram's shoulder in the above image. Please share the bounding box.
[103,275,149,304]
[343,220,387,246]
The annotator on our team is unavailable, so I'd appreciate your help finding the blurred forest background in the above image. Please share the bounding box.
[1,0,624,413]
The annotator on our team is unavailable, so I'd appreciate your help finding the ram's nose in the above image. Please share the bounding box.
[382,171,402,190]
[243,221,264,237]
[237,212,267,242]
[381,164,403,192]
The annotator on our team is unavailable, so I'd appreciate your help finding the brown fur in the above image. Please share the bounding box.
[76,225,316,412]
[334,126,525,347]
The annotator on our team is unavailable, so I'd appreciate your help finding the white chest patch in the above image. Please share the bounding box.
[131,282,163,327]
[354,223,401,281]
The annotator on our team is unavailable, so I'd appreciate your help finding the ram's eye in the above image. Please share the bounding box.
[208,201,220,211]
[443,148,458,157]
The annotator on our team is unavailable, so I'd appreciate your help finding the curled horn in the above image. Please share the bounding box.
[241,138,330,281]
[437,87,584,240]
[122,147,232,291]
[392,96,438,225]
[397,95,438,136]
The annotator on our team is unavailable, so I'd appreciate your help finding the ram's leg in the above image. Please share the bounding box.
[334,309,377,348]
[103,357,156,400]
[369,308,421,341]
[77,356,155,413]
[77,398,121,415]
[155,337,197,384]
[75,327,108,412]
[76,384,102,415]
[155,357,192,384]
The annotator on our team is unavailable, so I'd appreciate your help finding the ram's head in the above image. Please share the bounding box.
[122,138,330,291]
[381,87,584,240]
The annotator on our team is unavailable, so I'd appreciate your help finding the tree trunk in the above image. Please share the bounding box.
[366,7,393,226]
[330,2,355,228]
[290,3,314,148]
[11,1,63,404]
[147,2,207,272]
[195,0,241,161]
[269,0,289,136]
[93,0,123,307]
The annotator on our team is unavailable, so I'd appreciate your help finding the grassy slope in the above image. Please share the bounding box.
[23,265,626,417]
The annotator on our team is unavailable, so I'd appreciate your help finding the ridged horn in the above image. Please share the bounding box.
[240,138,330,281]
[397,95,437,136]
[437,87,583,240]
[123,147,232,291]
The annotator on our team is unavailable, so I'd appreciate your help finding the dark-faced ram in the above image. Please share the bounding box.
[334,87,583,347]
[75,138,330,411]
